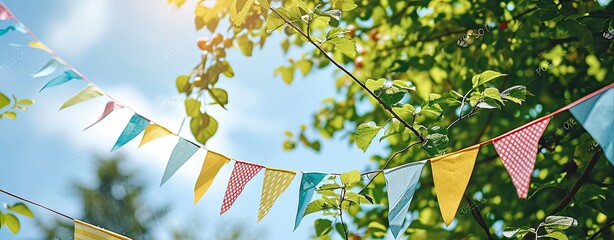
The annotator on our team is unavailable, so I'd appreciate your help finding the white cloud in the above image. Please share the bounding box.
[44,0,109,57]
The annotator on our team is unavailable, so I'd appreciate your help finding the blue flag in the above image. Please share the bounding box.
[160,138,199,186]
[39,70,82,92]
[33,58,62,78]
[294,172,327,230]
[384,160,426,239]
[0,25,14,36]
[570,88,614,165]
[111,114,149,151]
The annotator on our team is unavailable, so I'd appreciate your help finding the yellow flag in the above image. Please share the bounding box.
[139,124,173,147]
[74,219,131,240]
[258,167,296,222]
[60,84,104,110]
[431,144,480,226]
[29,41,54,55]
[194,150,230,204]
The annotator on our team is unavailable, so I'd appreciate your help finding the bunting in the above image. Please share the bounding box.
[60,84,104,110]
[39,70,82,92]
[194,150,230,204]
[28,41,52,54]
[570,89,614,165]
[0,25,14,36]
[111,114,149,152]
[84,101,124,130]
[32,58,62,78]
[139,124,173,147]
[384,160,426,238]
[220,161,263,214]
[294,172,328,230]
[0,3,13,20]
[493,118,550,198]
[74,219,131,240]
[160,138,199,186]
[431,144,480,226]
[258,168,296,222]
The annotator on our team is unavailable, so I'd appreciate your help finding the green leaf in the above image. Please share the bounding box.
[304,199,336,216]
[477,99,501,109]
[501,85,530,105]
[482,87,503,103]
[340,169,361,187]
[237,34,254,56]
[502,228,520,238]
[220,61,234,78]
[266,8,287,32]
[393,80,416,91]
[7,203,33,218]
[314,219,333,236]
[543,216,577,233]
[16,99,33,105]
[209,88,229,108]
[167,0,186,8]
[326,37,356,58]
[184,98,201,117]
[2,111,17,119]
[354,122,382,152]
[274,66,294,84]
[229,0,255,26]
[378,89,405,107]
[471,70,507,88]
[542,231,568,240]
[0,92,10,109]
[331,0,357,11]
[175,75,190,93]
[318,183,342,190]
[191,114,218,145]
[344,192,371,205]
[296,59,312,75]
[424,126,449,156]
[258,0,271,11]
[335,222,348,238]
[3,213,19,234]
[365,78,385,92]
[326,27,345,40]
[392,104,415,119]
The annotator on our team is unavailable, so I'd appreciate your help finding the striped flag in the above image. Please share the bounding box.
[74,219,131,240]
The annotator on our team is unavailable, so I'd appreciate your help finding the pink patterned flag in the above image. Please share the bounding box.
[0,3,13,20]
[220,161,263,214]
[493,117,550,198]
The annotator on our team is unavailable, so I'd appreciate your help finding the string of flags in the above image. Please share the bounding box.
[1,3,613,238]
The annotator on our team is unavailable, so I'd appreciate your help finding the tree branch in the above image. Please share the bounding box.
[270,7,425,142]
[465,195,495,240]
[550,149,602,215]
[359,140,423,193]
[588,220,614,240]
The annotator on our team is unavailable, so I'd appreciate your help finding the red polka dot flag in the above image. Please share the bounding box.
[220,161,264,214]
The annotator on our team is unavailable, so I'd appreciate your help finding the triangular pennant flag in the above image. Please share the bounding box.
[0,25,15,36]
[258,168,296,222]
[570,88,613,165]
[111,114,149,152]
[493,117,550,198]
[32,58,62,78]
[0,4,14,20]
[160,138,199,186]
[431,144,480,226]
[60,84,104,110]
[294,172,328,230]
[74,219,131,240]
[29,41,52,54]
[194,150,230,204]
[139,124,173,147]
[39,70,82,92]
[220,161,263,214]
[84,101,124,130]
[384,160,426,238]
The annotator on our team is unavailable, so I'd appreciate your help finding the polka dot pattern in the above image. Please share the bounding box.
[220,161,263,214]
[257,169,296,222]
[493,118,550,199]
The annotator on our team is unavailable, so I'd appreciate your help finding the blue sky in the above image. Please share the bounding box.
[0,0,388,239]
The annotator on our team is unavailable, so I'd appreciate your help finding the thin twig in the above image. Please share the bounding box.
[339,188,349,240]
[359,140,423,193]
[464,195,495,239]
[588,220,614,240]
[0,188,74,220]
[550,149,602,215]
[270,7,425,142]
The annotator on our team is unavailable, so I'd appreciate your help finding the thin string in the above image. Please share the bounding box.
[0,188,74,221]
[1,2,611,177]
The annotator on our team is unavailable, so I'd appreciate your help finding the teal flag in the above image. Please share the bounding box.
[384,160,426,239]
[294,172,327,230]
[160,138,199,186]
[39,70,82,92]
[0,25,14,36]
[33,58,62,78]
[111,114,149,151]
[570,89,614,165]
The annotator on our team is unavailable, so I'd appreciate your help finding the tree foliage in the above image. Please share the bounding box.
[170,0,614,239]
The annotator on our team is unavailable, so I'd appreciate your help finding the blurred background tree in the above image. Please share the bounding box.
[169,0,614,239]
